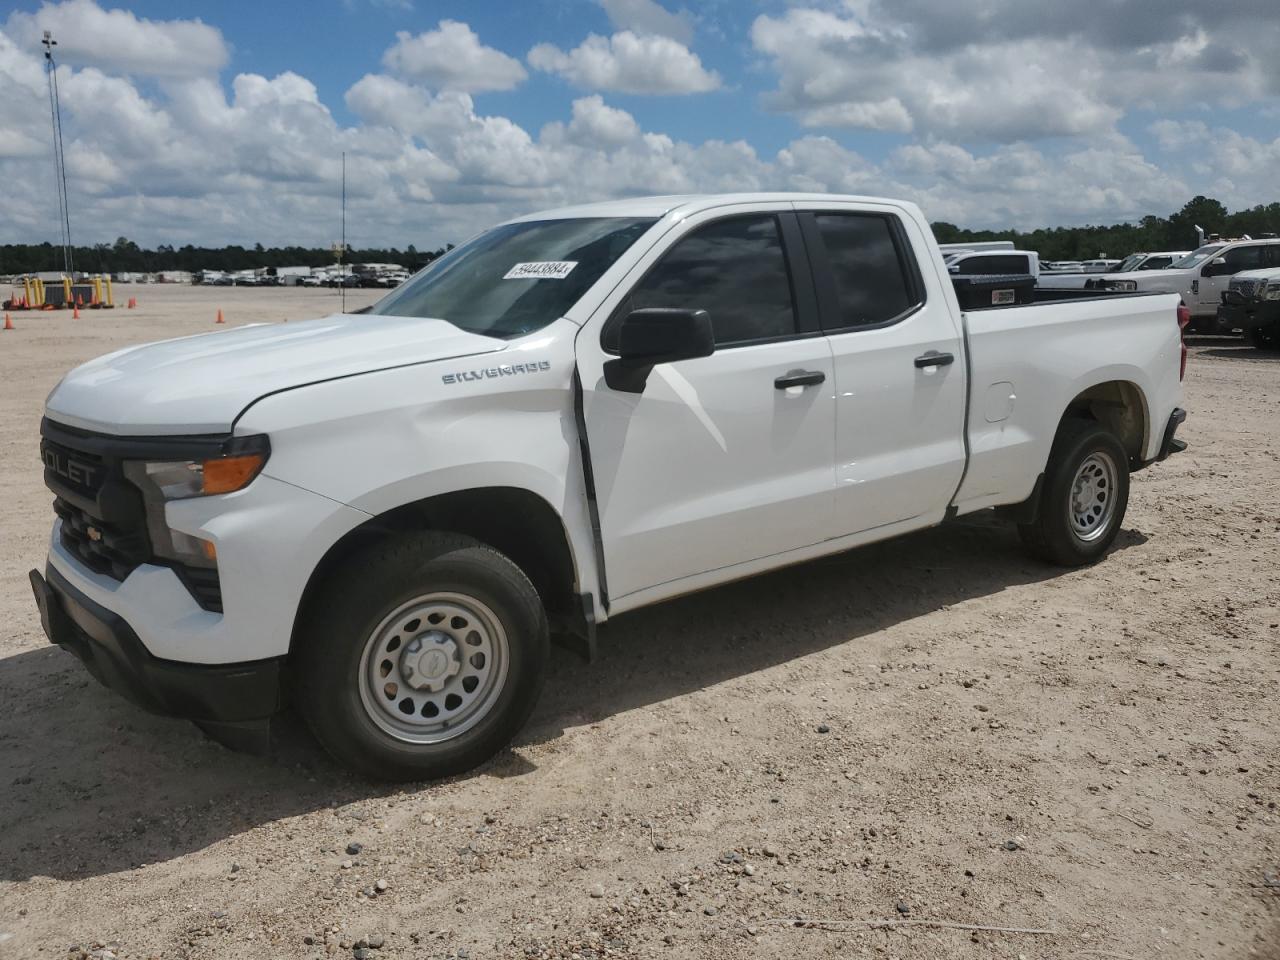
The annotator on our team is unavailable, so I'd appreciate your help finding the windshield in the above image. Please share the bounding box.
[1116,254,1144,272]
[1172,245,1223,269]
[371,217,656,338]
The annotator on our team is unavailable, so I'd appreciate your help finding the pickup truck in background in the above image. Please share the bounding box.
[1085,238,1280,332]
[1217,267,1280,349]
[1038,250,1189,290]
[944,247,1039,278]
[30,193,1188,781]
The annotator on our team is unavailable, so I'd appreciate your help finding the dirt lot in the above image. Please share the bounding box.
[0,286,1276,960]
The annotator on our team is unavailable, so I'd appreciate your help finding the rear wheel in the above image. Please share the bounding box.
[294,532,548,781]
[1018,420,1130,566]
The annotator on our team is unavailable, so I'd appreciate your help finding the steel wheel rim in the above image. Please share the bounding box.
[357,592,509,745]
[1068,450,1118,542]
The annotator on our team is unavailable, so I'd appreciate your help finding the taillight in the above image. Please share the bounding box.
[1176,303,1190,380]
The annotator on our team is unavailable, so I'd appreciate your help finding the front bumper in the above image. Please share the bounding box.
[1217,299,1280,333]
[31,564,283,750]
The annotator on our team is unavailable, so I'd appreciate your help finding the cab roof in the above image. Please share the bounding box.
[503,192,914,224]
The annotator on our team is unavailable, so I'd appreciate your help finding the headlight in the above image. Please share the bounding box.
[1111,280,1138,292]
[1265,282,1280,301]
[124,436,269,501]
[124,435,269,567]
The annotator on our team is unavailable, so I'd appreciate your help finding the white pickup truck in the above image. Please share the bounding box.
[30,193,1188,780]
[1084,238,1280,331]
[1038,251,1189,291]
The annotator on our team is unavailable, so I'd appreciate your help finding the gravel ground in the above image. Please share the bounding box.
[0,286,1276,960]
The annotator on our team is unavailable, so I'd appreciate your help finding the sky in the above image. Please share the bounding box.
[1,0,1278,250]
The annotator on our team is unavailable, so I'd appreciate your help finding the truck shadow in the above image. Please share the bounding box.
[0,514,1145,882]
[1199,346,1279,361]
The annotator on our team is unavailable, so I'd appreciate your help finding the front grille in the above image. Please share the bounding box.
[53,496,148,581]
[1231,278,1261,298]
[41,419,223,613]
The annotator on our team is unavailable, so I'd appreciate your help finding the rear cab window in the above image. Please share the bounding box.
[800,212,924,332]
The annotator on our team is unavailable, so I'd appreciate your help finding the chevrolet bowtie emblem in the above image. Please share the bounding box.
[86,526,102,542]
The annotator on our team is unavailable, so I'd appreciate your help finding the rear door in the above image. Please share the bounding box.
[576,206,836,604]
[793,202,968,535]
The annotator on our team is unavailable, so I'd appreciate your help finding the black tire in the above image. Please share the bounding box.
[1248,326,1278,351]
[293,532,548,781]
[1018,420,1130,567]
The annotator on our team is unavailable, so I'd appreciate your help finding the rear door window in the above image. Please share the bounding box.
[807,213,921,331]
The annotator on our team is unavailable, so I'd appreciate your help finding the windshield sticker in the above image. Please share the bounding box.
[503,261,578,280]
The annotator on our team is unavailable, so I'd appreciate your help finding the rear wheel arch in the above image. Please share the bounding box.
[1059,379,1150,465]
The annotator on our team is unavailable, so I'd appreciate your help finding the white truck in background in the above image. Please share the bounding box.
[31,193,1188,781]
[1084,238,1280,332]
[1039,250,1190,290]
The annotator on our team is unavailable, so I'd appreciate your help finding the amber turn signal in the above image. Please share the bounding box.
[202,453,266,494]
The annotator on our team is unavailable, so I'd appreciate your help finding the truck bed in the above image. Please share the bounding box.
[952,273,1159,311]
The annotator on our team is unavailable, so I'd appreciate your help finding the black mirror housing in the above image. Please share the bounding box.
[617,308,714,364]
[605,308,715,392]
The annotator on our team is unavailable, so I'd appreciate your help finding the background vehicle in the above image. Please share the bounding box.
[1217,267,1280,348]
[944,248,1040,278]
[30,193,1186,781]
[1039,250,1189,290]
[1084,238,1280,332]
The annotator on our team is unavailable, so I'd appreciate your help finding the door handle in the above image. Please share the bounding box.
[914,351,955,369]
[774,370,826,389]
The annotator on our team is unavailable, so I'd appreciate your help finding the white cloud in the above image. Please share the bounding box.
[566,94,641,147]
[5,0,226,78]
[597,0,693,45]
[528,30,719,95]
[382,20,526,92]
[0,0,1277,253]
[750,1,1280,143]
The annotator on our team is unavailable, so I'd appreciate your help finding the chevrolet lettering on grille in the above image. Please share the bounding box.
[44,448,99,490]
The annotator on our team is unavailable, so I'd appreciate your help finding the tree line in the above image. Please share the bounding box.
[3,196,1279,276]
[0,237,450,276]
[932,196,1280,261]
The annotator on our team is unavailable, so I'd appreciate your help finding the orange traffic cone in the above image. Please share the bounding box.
[72,303,80,319]
[3,313,13,330]
[215,308,225,324]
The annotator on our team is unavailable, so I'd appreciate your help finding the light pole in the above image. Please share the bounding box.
[42,30,74,277]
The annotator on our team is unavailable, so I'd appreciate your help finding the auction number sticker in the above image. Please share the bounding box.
[503,261,578,280]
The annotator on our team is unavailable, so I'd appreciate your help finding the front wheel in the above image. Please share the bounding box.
[1248,325,1278,351]
[1018,421,1130,566]
[293,532,549,781]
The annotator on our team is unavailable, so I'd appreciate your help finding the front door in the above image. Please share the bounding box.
[577,207,835,604]
[1198,243,1269,313]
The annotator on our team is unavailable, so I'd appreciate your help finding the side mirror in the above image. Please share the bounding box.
[605,308,714,392]
[1203,256,1229,277]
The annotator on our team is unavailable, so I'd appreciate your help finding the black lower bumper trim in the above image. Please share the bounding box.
[1157,407,1187,462]
[31,564,283,728]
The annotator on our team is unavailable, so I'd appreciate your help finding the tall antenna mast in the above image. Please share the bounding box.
[42,30,74,276]
[341,151,346,314]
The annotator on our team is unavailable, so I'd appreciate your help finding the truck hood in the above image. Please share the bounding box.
[45,314,506,435]
[1090,269,1192,291]
[1232,267,1280,281]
